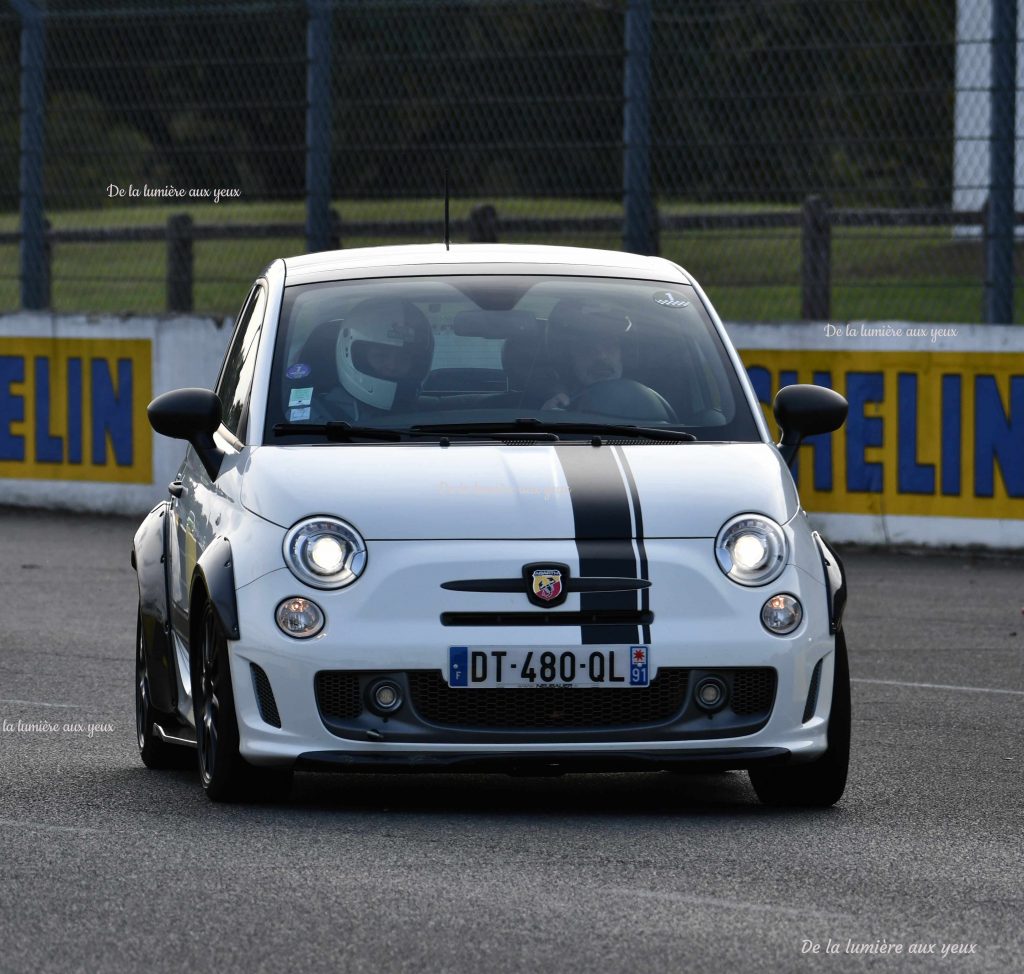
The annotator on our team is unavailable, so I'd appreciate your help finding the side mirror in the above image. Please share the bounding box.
[773,384,848,468]
[148,388,225,480]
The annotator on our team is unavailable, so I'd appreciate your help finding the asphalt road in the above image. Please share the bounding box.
[0,509,1021,974]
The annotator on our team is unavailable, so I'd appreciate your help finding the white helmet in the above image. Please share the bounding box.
[336,298,433,410]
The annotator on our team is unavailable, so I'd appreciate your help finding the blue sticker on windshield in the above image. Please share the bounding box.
[653,291,689,309]
[286,362,311,380]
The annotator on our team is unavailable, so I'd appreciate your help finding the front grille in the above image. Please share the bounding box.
[440,610,653,627]
[315,672,362,720]
[731,668,777,715]
[250,663,281,728]
[408,669,690,729]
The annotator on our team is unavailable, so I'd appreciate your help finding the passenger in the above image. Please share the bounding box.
[321,298,434,420]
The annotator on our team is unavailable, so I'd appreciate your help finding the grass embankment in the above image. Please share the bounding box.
[0,198,1006,322]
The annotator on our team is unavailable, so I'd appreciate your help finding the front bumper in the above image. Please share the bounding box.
[294,747,791,775]
[226,538,836,769]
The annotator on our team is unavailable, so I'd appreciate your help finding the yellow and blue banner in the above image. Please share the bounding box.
[0,337,152,483]
[740,349,1024,520]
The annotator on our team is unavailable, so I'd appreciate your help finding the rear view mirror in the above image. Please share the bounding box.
[773,384,848,467]
[452,310,537,338]
[148,388,224,479]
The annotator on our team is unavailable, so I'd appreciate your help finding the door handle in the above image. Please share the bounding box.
[168,481,184,498]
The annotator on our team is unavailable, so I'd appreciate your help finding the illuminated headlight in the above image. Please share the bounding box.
[275,597,325,638]
[715,514,787,586]
[761,593,803,634]
[283,516,367,589]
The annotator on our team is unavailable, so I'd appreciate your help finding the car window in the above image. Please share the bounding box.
[265,276,760,442]
[216,284,267,438]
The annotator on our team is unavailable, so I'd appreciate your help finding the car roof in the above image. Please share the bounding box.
[281,243,693,287]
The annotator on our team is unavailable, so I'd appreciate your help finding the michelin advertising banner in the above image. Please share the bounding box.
[731,322,1024,547]
[0,315,229,514]
[0,315,1021,547]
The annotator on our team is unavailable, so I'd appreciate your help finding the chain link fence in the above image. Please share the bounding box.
[2,0,1019,322]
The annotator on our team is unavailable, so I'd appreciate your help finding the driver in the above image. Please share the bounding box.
[542,304,628,410]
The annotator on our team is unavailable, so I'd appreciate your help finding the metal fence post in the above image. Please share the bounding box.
[305,0,333,254]
[469,205,498,242]
[15,0,46,310]
[328,207,342,249]
[985,0,1017,324]
[622,0,654,255]
[41,217,51,308]
[167,215,194,313]
[801,196,831,320]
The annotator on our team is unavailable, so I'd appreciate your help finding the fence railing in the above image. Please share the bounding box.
[0,197,1005,318]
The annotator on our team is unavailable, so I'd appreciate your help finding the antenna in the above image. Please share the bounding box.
[444,169,450,251]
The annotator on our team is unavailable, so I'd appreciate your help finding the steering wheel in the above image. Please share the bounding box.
[570,378,679,423]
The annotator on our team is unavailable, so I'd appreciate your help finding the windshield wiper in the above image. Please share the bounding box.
[273,422,405,441]
[272,421,559,443]
[412,419,696,442]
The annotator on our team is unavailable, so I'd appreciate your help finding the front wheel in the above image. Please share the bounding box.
[136,609,191,770]
[748,628,851,807]
[193,600,292,802]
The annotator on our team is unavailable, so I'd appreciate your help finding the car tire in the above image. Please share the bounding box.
[748,627,851,808]
[193,600,293,803]
[136,609,192,770]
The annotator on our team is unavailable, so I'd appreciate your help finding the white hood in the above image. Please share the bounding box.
[240,442,798,540]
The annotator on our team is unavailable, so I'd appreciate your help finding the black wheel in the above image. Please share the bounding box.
[749,628,851,808]
[136,609,191,770]
[193,601,292,803]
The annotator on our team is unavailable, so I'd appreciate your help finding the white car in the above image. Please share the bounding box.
[133,244,850,805]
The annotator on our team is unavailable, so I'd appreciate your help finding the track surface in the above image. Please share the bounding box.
[0,510,1021,973]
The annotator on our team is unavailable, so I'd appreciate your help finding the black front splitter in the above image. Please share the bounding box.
[294,747,791,775]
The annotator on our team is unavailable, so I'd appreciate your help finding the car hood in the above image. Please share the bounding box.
[240,442,798,540]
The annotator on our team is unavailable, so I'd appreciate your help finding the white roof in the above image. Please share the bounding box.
[281,243,692,287]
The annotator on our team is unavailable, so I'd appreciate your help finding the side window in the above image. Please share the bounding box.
[216,284,268,437]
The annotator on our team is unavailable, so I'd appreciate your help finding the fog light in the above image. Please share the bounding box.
[761,593,803,635]
[275,597,325,638]
[368,679,402,714]
[694,676,727,712]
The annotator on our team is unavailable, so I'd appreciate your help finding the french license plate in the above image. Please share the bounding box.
[447,646,650,688]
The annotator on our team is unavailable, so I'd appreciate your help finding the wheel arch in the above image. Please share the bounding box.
[132,502,177,716]
[189,535,241,643]
[812,531,847,635]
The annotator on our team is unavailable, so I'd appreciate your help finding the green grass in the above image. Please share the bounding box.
[0,198,1014,323]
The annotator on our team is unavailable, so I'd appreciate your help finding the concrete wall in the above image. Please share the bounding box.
[0,313,232,515]
[1,313,1022,549]
[953,0,1024,219]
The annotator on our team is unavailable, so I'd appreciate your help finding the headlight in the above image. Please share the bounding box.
[715,514,787,586]
[283,516,367,589]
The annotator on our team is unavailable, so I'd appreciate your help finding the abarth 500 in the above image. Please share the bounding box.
[133,244,850,805]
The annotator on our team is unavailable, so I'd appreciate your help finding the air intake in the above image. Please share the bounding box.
[250,663,282,728]
[802,658,823,723]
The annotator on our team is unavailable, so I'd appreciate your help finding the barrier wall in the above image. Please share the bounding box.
[0,314,231,514]
[0,314,1021,548]
[730,323,1024,548]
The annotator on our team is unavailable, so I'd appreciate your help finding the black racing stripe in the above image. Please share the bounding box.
[555,445,641,645]
[614,446,651,644]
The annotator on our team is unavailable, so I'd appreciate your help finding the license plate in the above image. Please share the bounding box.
[447,646,650,688]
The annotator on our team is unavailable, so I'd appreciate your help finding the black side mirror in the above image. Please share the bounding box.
[773,384,848,467]
[148,388,225,480]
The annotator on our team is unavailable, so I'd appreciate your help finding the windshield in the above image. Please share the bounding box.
[264,276,760,443]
